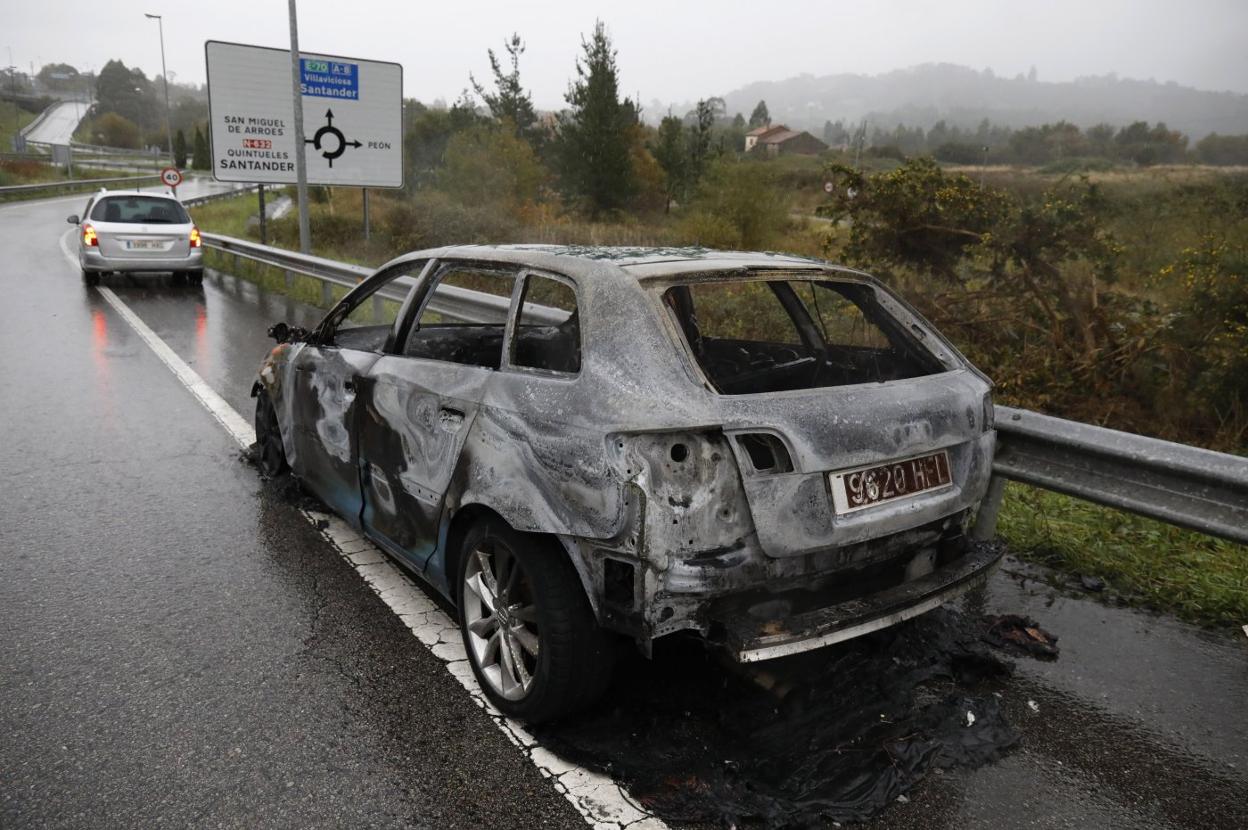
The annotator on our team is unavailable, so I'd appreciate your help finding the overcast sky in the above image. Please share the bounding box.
[5,0,1247,107]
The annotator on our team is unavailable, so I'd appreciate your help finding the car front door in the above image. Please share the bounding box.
[288,262,427,523]
[356,262,519,571]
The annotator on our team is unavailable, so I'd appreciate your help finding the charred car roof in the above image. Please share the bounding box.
[377,244,866,283]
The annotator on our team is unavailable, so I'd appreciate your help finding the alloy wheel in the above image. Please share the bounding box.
[462,541,541,701]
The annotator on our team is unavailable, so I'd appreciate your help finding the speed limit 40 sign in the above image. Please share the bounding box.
[160,167,184,189]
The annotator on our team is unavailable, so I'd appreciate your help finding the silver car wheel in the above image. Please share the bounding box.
[462,542,541,701]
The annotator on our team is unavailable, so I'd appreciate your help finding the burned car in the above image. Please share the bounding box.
[251,245,1000,722]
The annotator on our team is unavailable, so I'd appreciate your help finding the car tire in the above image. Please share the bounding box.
[186,269,204,285]
[253,388,290,478]
[81,269,99,287]
[456,518,615,723]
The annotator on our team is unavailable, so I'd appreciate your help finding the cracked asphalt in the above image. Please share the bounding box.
[2,185,1245,829]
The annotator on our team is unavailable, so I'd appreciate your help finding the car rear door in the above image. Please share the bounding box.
[356,262,519,571]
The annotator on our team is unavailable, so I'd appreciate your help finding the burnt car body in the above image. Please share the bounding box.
[251,245,1000,721]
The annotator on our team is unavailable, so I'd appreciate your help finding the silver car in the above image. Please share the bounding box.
[252,246,999,722]
[67,189,203,286]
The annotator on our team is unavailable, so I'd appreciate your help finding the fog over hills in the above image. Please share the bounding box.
[666,63,1248,138]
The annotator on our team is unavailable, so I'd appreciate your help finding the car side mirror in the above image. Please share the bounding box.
[67,214,80,224]
[268,322,290,343]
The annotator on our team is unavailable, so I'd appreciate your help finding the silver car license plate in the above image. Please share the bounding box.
[126,240,163,250]
[829,450,952,515]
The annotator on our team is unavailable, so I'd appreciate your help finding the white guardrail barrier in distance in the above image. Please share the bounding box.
[0,173,162,197]
[194,233,1248,545]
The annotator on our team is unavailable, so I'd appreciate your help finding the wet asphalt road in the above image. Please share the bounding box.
[2,185,1245,828]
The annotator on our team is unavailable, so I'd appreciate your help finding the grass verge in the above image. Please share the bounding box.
[997,482,1248,626]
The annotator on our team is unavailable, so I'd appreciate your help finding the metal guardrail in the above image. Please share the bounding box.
[0,173,161,197]
[198,232,558,325]
[977,407,1248,545]
[196,233,1248,544]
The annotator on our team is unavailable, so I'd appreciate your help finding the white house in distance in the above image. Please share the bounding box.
[745,124,829,155]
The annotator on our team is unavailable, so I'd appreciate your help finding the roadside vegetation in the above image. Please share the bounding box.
[184,23,1248,625]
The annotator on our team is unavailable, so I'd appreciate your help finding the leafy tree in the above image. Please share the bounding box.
[680,159,790,250]
[748,100,769,128]
[36,63,81,91]
[92,112,141,149]
[439,124,545,210]
[192,126,210,170]
[731,113,745,129]
[686,99,717,185]
[403,96,485,189]
[652,114,686,212]
[470,33,538,139]
[820,157,1121,363]
[95,59,157,129]
[1196,133,1248,165]
[557,21,637,216]
[173,128,188,168]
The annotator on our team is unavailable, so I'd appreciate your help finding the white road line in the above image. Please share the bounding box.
[60,230,665,830]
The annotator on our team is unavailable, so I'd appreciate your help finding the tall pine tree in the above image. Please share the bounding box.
[173,128,188,168]
[192,126,210,170]
[470,33,538,139]
[557,21,637,217]
[653,114,685,213]
[749,100,770,128]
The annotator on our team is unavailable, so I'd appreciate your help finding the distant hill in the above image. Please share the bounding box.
[701,64,1248,139]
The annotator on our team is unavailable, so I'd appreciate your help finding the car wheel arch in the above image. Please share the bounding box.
[442,502,601,621]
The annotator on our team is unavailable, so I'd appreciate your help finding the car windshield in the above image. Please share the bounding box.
[661,276,946,395]
[90,196,189,224]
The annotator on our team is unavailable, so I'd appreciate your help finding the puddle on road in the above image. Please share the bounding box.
[537,605,1055,828]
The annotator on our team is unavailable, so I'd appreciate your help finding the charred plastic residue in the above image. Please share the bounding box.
[535,600,1057,827]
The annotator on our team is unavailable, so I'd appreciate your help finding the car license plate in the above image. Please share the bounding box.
[829,450,952,515]
[126,240,163,250]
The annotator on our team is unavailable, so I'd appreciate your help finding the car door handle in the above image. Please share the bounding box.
[438,407,465,432]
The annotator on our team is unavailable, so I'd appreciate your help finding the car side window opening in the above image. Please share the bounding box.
[511,274,580,374]
[323,262,426,352]
[664,277,944,395]
[403,266,517,369]
[90,196,189,224]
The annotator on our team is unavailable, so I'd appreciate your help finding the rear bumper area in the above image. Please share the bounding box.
[82,249,203,273]
[713,542,1004,662]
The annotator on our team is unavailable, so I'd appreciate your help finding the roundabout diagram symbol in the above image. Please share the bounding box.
[306,108,362,168]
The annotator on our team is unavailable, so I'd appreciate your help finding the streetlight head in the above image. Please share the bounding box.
[144,12,160,18]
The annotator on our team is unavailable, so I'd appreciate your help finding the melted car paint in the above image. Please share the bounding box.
[535,604,1053,827]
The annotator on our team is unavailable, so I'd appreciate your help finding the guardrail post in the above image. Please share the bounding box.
[971,475,1007,541]
[321,280,333,307]
[284,270,293,290]
[372,294,384,322]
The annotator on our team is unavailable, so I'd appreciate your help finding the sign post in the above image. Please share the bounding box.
[258,184,267,245]
[286,0,311,254]
[205,39,403,252]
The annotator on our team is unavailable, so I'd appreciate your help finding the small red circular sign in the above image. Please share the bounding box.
[160,167,183,188]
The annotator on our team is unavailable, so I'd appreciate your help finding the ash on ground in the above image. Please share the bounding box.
[537,604,1056,828]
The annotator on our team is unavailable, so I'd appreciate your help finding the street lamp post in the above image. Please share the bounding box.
[144,13,174,166]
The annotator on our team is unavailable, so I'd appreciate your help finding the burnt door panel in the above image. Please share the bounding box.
[289,345,382,524]
[358,356,491,569]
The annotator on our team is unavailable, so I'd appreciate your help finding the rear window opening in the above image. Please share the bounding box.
[91,196,189,224]
[661,276,946,395]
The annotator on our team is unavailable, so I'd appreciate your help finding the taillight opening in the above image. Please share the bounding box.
[82,224,98,247]
[189,226,201,248]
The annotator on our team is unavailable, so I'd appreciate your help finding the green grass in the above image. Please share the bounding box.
[0,100,37,152]
[997,482,1248,625]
